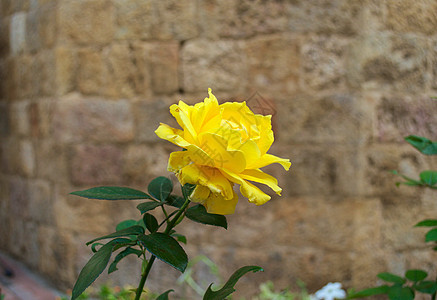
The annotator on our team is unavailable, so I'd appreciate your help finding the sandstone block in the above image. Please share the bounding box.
[386,0,437,35]
[276,93,366,144]
[14,54,39,98]
[0,57,17,99]
[0,18,10,57]
[58,0,114,45]
[135,97,178,142]
[149,42,179,94]
[36,50,56,96]
[287,0,361,35]
[55,47,76,95]
[0,102,9,136]
[10,100,30,136]
[35,139,69,182]
[103,43,144,98]
[10,12,26,55]
[150,0,198,40]
[198,0,288,39]
[77,48,104,95]
[26,2,56,50]
[70,144,123,185]
[113,0,152,40]
[28,179,53,224]
[375,95,437,143]
[9,177,29,219]
[19,139,35,176]
[245,35,299,95]
[348,33,429,92]
[25,9,40,52]
[302,36,350,91]
[181,39,247,93]
[52,94,134,143]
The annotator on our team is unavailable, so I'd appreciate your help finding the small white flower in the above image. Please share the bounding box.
[314,282,346,300]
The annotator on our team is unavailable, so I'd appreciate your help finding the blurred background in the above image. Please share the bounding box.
[0,0,437,298]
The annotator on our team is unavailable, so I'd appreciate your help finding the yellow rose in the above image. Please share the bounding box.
[155,88,291,215]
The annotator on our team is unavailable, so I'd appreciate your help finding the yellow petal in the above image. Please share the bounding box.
[191,88,221,133]
[155,123,191,148]
[179,164,234,200]
[170,101,198,142]
[190,185,210,204]
[168,151,191,172]
[220,169,271,205]
[255,115,274,155]
[247,153,291,170]
[240,169,282,195]
[204,190,239,215]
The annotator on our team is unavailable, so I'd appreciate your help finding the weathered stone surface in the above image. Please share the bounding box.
[70,144,124,185]
[34,139,69,182]
[26,3,56,52]
[14,54,39,98]
[54,47,76,95]
[52,94,134,143]
[9,177,29,219]
[150,0,198,40]
[245,35,299,94]
[18,139,35,176]
[287,0,362,35]
[302,36,350,91]
[10,12,26,55]
[113,0,152,40]
[0,18,10,57]
[0,102,9,136]
[199,0,288,39]
[149,42,179,94]
[348,33,429,92]
[10,100,30,136]
[77,48,104,95]
[386,0,437,35]
[58,0,114,45]
[181,39,247,93]
[27,179,53,224]
[375,95,437,142]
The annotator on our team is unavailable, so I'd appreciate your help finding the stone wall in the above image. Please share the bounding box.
[0,0,437,297]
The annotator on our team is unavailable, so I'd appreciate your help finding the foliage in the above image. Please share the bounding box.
[349,134,437,300]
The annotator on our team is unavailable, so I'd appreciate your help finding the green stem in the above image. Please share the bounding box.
[134,255,156,300]
[134,188,191,300]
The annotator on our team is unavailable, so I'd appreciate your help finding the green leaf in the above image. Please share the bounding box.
[108,247,142,274]
[203,266,263,300]
[156,289,174,300]
[377,272,406,284]
[186,204,227,229]
[171,233,187,244]
[388,286,414,300]
[136,201,163,214]
[70,186,151,200]
[148,177,173,201]
[143,213,159,233]
[116,219,138,231]
[138,233,188,272]
[419,170,437,187]
[91,242,103,253]
[425,228,437,242]
[404,135,437,155]
[348,286,389,298]
[182,183,196,199]
[71,238,129,300]
[414,281,437,294]
[405,269,427,282]
[415,219,437,227]
[86,226,144,246]
[167,195,185,208]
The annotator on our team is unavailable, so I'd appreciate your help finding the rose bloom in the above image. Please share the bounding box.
[155,89,290,215]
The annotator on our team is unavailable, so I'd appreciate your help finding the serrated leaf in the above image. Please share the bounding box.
[172,233,187,244]
[71,187,151,200]
[138,233,187,272]
[86,226,144,246]
[419,170,437,186]
[108,247,142,274]
[203,266,263,300]
[377,272,406,284]
[186,204,227,229]
[404,135,437,155]
[156,289,174,300]
[71,238,129,300]
[388,286,414,300]
[167,195,185,208]
[348,286,389,298]
[143,213,159,233]
[425,228,437,242]
[148,177,173,201]
[414,281,437,294]
[116,219,138,232]
[415,219,437,227]
[405,269,427,282]
[137,201,163,214]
